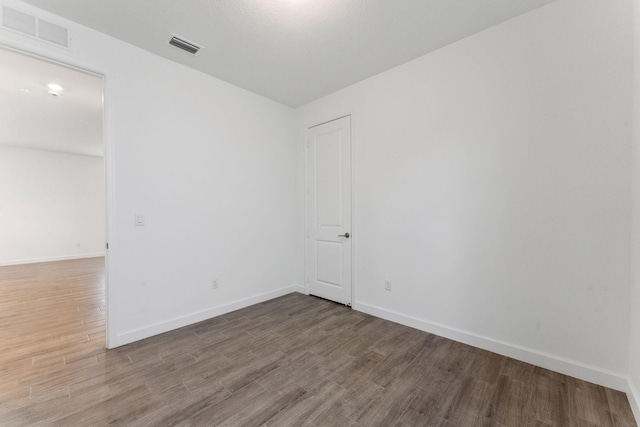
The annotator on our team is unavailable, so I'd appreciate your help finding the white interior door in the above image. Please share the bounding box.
[306,116,352,305]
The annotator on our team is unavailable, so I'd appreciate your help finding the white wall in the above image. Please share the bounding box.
[629,0,640,420]
[0,0,298,347]
[0,146,105,265]
[297,0,633,390]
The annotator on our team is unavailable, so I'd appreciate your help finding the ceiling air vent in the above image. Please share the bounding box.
[169,35,201,55]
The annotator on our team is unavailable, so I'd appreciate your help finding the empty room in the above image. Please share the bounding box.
[1,0,639,425]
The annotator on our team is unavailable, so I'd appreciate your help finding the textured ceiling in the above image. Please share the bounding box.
[18,0,554,107]
[0,46,103,156]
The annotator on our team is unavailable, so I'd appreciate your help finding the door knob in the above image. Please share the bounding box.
[339,232,350,238]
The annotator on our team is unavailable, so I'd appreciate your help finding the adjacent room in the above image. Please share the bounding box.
[0,0,639,425]
[0,47,105,267]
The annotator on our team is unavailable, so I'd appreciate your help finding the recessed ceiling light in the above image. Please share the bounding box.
[47,83,64,91]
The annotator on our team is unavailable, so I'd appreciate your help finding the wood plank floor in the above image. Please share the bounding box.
[0,258,636,426]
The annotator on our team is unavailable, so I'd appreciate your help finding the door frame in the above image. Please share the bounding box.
[0,41,115,348]
[304,112,355,306]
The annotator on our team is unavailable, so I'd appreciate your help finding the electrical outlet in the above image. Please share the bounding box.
[385,280,392,291]
[212,279,219,290]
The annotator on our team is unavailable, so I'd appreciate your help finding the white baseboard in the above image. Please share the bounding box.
[113,285,298,348]
[628,379,640,424]
[353,301,629,393]
[294,284,307,294]
[0,252,105,267]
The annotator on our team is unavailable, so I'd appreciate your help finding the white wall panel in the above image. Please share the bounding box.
[0,0,298,347]
[0,146,105,265]
[297,0,633,387]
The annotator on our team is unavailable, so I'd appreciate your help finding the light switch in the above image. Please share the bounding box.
[135,213,145,226]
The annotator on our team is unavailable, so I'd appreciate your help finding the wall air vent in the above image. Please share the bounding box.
[1,6,70,49]
[38,19,68,47]
[169,35,201,55]
[3,6,36,36]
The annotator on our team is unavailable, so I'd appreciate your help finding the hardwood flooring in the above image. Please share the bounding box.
[0,258,636,426]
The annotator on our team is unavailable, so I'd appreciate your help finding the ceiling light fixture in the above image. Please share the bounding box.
[48,90,62,97]
[47,83,64,91]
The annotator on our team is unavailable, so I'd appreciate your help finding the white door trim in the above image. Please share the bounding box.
[0,41,115,348]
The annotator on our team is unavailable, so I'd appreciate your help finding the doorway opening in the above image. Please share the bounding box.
[0,46,108,352]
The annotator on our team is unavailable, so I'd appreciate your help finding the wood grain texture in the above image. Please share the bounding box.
[0,258,635,426]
